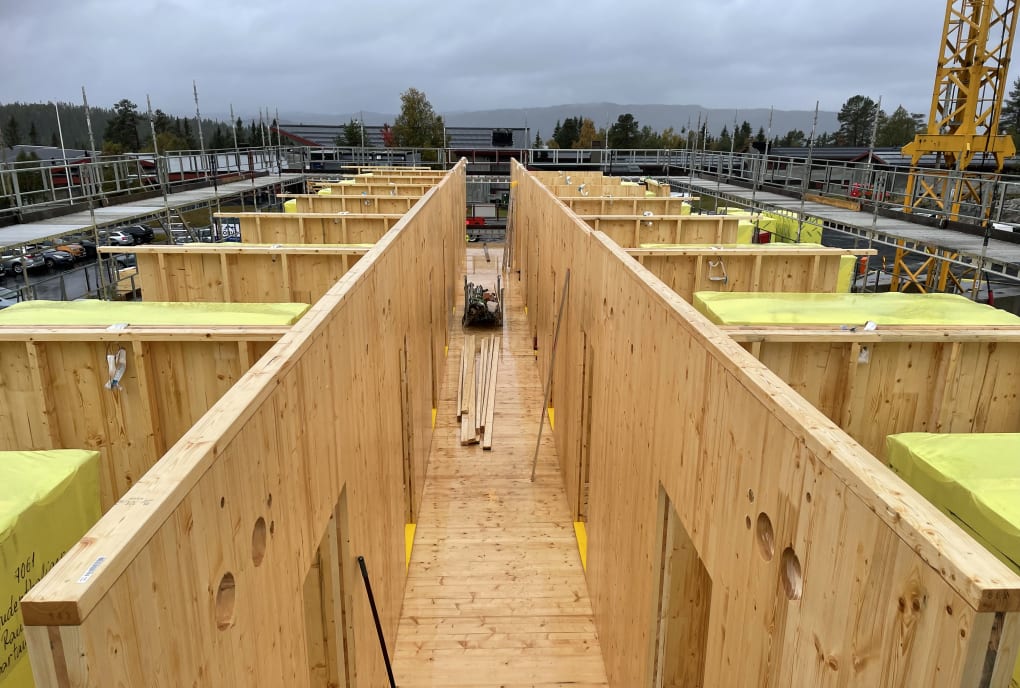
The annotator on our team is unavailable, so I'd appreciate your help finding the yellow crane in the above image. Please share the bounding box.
[902,0,1018,222]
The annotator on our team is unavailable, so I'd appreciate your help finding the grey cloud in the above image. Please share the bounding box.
[0,0,976,122]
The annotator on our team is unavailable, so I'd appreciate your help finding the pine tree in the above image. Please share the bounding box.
[3,116,20,147]
[1001,76,1020,144]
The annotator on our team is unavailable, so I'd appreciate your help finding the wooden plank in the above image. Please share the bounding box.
[131,341,168,457]
[482,338,500,450]
[477,337,489,434]
[24,342,61,447]
[456,338,466,421]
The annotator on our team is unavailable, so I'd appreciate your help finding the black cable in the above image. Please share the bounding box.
[356,556,397,688]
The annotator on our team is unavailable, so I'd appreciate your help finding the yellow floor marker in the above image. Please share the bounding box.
[404,523,416,570]
[573,522,587,570]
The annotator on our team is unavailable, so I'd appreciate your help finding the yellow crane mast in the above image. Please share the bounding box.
[902,0,1018,222]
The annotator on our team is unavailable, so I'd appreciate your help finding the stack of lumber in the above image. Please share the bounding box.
[457,334,501,449]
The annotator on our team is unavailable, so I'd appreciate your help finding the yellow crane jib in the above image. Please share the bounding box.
[902,0,1018,222]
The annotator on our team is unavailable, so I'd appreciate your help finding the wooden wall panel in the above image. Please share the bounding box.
[550,183,650,198]
[562,197,695,216]
[233,213,402,244]
[511,163,1020,687]
[316,182,430,196]
[24,163,466,688]
[0,331,284,511]
[728,331,1020,459]
[281,194,420,214]
[627,247,869,300]
[108,246,368,304]
[580,215,739,247]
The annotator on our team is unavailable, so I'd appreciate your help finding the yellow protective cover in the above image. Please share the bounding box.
[886,432,1020,687]
[283,198,297,213]
[0,301,310,326]
[836,256,857,293]
[0,450,101,687]
[764,211,823,244]
[316,188,333,196]
[693,291,1020,326]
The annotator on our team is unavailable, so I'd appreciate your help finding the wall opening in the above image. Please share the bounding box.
[651,485,712,688]
[577,331,595,521]
[399,338,415,522]
[303,487,356,688]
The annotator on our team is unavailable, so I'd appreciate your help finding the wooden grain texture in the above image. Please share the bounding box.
[23,163,466,688]
[225,212,402,244]
[281,194,421,214]
[102,245,370,304]
[627,246,873,300]
[314,182,432,197]
[0,329,284,511]
[549,183,662,198]
[512,162,1020,687]
[727,328,1020,460]
[393,248,608,687]
[561,197,696,216]
[579,215,740,247]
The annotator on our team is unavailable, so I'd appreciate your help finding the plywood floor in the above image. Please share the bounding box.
[393,248,608,687]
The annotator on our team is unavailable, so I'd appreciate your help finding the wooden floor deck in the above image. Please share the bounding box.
[393,248,608,687]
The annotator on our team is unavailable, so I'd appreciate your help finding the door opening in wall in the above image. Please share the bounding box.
[651,485,712,688]
[303,488,356,688]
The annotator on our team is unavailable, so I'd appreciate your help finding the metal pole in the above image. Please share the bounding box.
[81,87,109,295]
[692,113,702,180]
[728,110,737,183]
[797,101,820,242]
[147,95,174,246]
[865,95,882,197]
[193,80,207,179]
[356,557,397,688]
[530,269,571,482]
[54,102,71,200]
[275,107,283,174]
[230,104,245,213]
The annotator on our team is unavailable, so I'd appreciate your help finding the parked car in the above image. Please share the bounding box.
[101,230,135,246]
[42,239,87,259]
[0,251,46,274]
[114,253,137,268]
[42,249,75,269]
[120,225,155,244]
[0,287,20,309]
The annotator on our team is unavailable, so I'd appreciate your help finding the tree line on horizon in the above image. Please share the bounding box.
[0,100,278,156]
[542,97,923,152]
[8,80,1020,156]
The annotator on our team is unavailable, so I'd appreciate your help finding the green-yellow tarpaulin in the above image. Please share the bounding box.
[887,432,1020,687]
[693,291,1020,326]
[0,450,101,687]
[0,300,310,326]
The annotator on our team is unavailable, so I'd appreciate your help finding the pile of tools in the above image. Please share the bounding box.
[457,334,500,449]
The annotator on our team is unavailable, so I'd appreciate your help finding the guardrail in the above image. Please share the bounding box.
[8,143,1020,239]
[0,146,282,220]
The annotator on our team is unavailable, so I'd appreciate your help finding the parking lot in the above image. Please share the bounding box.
[0,254,130,302]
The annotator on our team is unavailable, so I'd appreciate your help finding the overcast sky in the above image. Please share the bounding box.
[1,0,963,121]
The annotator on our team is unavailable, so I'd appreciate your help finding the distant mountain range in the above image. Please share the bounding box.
[279,103,842,141]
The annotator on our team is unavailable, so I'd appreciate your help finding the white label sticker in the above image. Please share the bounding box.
[78,557,106,583]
